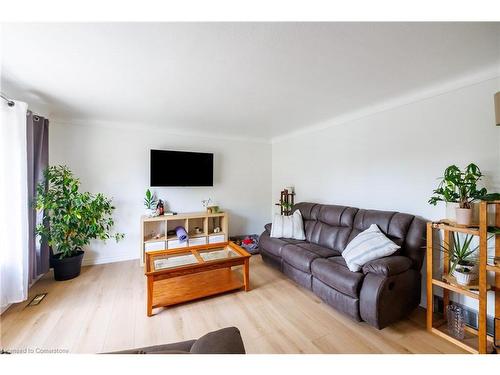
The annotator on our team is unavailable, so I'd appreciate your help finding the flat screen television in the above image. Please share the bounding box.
[150,149,213,187]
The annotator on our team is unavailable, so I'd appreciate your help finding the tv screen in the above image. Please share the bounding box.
[150,149,213,187]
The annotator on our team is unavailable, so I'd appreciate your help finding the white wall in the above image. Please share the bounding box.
[272,77,500,312]
[49,121,271,265]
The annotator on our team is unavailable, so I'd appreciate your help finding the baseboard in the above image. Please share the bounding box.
[1,304,11,315]
[82,253,139,266]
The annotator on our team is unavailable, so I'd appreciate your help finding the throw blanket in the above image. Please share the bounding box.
[175,226,188,242]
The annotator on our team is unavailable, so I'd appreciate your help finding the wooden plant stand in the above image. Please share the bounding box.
[426,200,500,354]
[275,189,295,216]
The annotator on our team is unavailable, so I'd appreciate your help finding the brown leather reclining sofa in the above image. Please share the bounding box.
[259,202,426,329]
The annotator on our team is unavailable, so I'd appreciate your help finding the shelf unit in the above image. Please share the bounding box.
[426,200,500,354]
[140,211,228,265]
[275,189,295,216]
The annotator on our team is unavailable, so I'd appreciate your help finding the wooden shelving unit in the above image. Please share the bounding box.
[426,200,500,354]
[275,189,295,216]
[140,211,228,265]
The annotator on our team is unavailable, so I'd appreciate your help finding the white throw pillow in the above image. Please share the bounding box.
[270,210,306,240]
[342,224,400,272]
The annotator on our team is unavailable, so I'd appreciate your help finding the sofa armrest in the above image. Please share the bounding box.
[264,223,272,233]
[362,256,412,277]
[190,327,245,354]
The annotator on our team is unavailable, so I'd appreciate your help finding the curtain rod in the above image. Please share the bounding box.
[1,93,15,107]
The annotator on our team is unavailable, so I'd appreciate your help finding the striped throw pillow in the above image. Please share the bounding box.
[342,224,400,272]
[270,210,306,240]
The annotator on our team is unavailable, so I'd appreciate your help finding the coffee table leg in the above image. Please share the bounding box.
[147,276,153,317]
[243,259,250,292]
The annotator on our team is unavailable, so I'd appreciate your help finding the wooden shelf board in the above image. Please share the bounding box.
[166,234,188,241]
[208,232,226,236]
[144,236,166,243]
[431,222,480,235]
[187,232,208,238]
[143,211,228,222]
[432,321,495,354]
[486,264,500,273]
[166,233,211,241]
[432,278,480,299]
[484,200,500,204]
[443,274,493,292]
[151,268,243,308]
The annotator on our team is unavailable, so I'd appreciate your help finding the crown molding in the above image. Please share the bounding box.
[52,118,271,144]
[272,64,500,144]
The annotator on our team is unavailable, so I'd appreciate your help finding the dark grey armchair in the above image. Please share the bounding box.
[106,327,245,354]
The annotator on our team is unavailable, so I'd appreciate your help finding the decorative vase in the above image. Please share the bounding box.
[445,202,459,222]
[446,305,465,340]
[455,207,472,226]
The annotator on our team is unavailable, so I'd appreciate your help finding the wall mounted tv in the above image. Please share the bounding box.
[150,149,213,187]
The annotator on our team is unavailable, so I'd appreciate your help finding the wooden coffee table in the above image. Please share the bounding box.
[144,241,251,316]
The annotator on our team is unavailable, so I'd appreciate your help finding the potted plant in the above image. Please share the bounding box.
[35,166,124,281]
[279,199,293,215]
[439,233,479,286]
[144,189,157,216]
[429,163,487,226]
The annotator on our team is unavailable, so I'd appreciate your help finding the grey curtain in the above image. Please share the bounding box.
[26,111,50,284]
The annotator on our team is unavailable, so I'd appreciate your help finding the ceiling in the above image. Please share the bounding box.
[1,22,499,140]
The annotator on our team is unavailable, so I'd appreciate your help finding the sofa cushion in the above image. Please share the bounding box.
[282,243,339,272]
[311,257,365,298]
[282,246,320,273]
[312,278,361,321]
[328,256,348,267]
[348,210,414,250]
[259,232,291,258]
[283,261,312,290]
[294,203,358,251]
[294,242,341,258]
[282,238,308,245]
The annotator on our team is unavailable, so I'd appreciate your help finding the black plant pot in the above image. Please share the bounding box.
[51,250,84,281]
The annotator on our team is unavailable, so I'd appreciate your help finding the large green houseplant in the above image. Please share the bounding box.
[429,163,489,226]
[35,166,124,280]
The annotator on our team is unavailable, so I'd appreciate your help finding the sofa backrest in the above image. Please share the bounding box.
[293,202,426,270]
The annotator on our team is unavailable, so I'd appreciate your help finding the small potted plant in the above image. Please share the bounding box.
[35,166,124,281]
[144,189,157,216]
[429,163,487,226]
[440,232,479,286]
[279,199,293,215]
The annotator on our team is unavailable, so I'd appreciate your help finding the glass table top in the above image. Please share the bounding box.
[153,253,198,270]
[149,244,244,272]
[199,248,240,261]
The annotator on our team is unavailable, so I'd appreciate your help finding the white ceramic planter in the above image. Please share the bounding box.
[453,270,477,286]
[452,264,478,286]
[445,202,459,222]
[455,207,473,226]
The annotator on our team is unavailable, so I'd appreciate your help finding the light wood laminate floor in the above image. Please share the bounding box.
[1,255,466,354]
